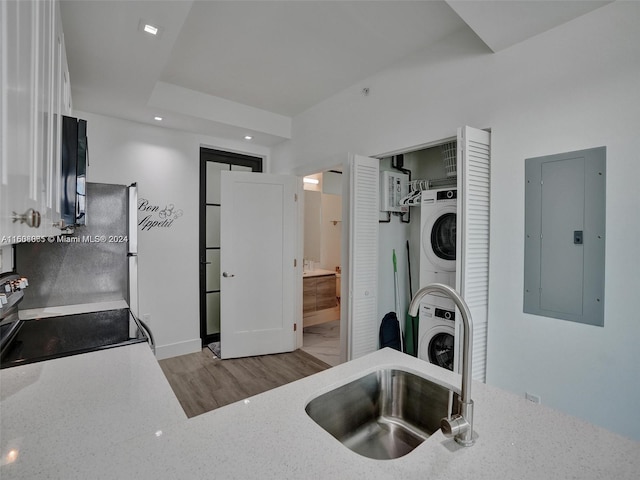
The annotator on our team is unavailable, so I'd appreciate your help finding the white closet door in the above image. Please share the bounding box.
[347,154,379,359]
[456,126,491,382]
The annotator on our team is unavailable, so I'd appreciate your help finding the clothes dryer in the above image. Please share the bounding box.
[417,294,456,371]
[419,188,457,289]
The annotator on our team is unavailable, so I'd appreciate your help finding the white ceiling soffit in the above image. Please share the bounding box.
[60,1,613,146]
[148,82,291,139]
[160,0,467,117]
[59,1,192,121]
[446,0,614,53]
[60,1,467,145]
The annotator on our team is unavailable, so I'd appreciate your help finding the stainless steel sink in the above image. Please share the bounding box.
[305,368,456,460]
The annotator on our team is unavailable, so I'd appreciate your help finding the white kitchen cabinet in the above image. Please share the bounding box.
[1,0,37,240]
[61,35,72,116]
[48,1,70,231]
[0,0,69,243]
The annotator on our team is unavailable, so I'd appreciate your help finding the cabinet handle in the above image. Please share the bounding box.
[12,209,41,228]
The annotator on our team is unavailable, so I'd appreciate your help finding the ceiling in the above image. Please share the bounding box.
[60,0,612,147]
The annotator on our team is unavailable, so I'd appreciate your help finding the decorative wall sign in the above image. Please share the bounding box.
[138,198,183,231]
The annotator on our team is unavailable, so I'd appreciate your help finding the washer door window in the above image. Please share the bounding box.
[428,331,455,371]
[431,213,456,261]
[422,205,457,272]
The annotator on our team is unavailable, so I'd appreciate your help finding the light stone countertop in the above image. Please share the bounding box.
[0,343,186,479]
[303,268,337,277]
[1,346,639,479]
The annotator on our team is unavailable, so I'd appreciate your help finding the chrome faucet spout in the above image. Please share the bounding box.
[409,283,475,446]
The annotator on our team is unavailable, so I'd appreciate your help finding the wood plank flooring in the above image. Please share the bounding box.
[158,348,330,418]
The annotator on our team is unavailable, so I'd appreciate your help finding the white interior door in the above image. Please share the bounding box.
[220,171,298,359]
[455,126,491,382]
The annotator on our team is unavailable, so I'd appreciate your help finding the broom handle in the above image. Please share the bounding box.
[393,249,403,351]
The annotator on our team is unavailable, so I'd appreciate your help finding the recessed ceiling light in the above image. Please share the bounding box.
[154,116,163,121]
[303,177,319,185]
[144,24,158,35]
[138,19,164,38]
[244,135,253,140]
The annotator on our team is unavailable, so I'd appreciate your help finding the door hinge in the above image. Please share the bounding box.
[294,193,298,202]
[294,323,297,332]
[294,258,297,267]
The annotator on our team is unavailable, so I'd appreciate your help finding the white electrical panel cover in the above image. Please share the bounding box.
[380,171,408,213]
[524,146,606,327]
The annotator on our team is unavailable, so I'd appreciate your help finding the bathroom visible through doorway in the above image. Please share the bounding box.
[301,170,342,366]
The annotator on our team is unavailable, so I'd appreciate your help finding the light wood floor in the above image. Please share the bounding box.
[159,348,330,418]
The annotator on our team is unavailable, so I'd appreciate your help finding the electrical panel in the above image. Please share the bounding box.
[380,171,408,213]
[523,146,606,326]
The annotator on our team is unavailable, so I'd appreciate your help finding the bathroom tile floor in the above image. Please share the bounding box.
[301,319,341,367]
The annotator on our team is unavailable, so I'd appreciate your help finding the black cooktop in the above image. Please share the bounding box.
[0,308,148,369]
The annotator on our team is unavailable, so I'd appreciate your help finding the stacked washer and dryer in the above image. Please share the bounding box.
[417,188,458,371]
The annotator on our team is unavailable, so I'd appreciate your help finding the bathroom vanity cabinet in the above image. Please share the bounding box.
[303,271,339,327]
[303,273,337,313]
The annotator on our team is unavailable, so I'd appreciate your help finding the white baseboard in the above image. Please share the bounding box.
[155,338,201,360]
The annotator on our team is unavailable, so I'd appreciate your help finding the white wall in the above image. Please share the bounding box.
[272,2,640,440]
[303,190,342,271]
[303,171,342,271]
[80,111,270,359]
[320,193,341,271]
[303,190,322,264]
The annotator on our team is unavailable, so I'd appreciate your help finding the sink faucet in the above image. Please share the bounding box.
[409,283,475,446]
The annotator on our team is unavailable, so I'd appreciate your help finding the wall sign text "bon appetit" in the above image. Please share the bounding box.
[138,198,183,231]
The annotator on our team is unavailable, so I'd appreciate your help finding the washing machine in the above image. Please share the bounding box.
[417,295,456,371]
[420,187,457,289]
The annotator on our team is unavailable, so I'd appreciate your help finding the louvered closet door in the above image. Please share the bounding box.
[347,154,379,359]
[456,126,491,382]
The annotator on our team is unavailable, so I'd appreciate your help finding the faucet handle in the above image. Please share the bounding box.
[440,399,475,446]
[440,415,470,437]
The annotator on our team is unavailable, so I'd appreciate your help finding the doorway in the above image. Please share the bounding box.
[199,147,262,347]
[300,169,342,366]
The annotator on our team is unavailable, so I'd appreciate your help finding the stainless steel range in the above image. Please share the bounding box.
[1,182,154,369]
[0,273,28,356]
[0,273,151,369]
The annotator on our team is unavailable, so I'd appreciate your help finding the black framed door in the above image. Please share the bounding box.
[199,147,262,347]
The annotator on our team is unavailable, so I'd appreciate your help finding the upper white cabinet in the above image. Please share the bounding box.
[0,0,70,243]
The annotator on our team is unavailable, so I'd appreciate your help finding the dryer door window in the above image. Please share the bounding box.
[428,332,455,371]
[430,213,456,261]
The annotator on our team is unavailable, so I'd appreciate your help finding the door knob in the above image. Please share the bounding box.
[222,272,235,278]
